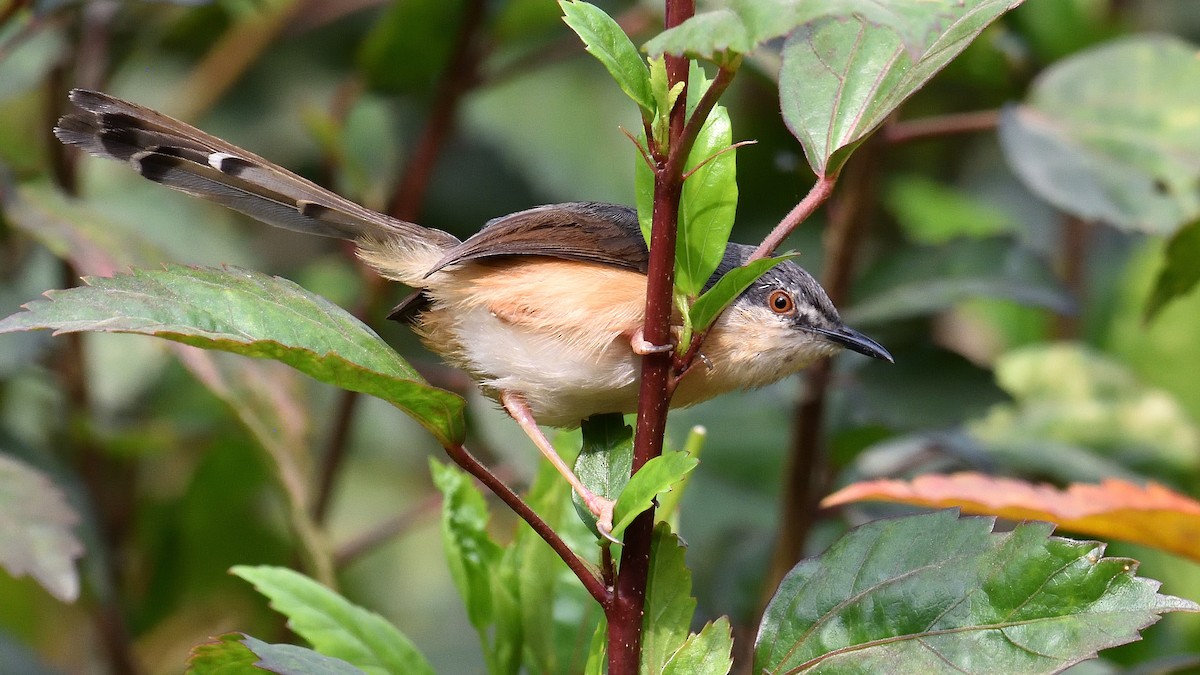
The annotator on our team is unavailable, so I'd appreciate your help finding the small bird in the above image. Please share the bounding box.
[55,89,892,535]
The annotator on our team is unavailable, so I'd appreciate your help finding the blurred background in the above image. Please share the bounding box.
[1,0,1199,672]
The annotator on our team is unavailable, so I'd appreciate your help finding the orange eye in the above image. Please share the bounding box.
[768,290,794,314]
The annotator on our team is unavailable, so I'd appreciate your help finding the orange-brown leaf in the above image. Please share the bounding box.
[822,472,1200,562]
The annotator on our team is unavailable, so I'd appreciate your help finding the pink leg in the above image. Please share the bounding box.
[630,327,673,355]
[501,391,616,540]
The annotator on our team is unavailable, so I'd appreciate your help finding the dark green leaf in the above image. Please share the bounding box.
[690,255,797,332]
[573,414,634,533]
[559,0,654,114]
[358,0,467,94]
[661,617,734,675]
[1145,219,1200,321]
[429,460,503,639]
[0,266,465,446]
[755,511,1199,674]
[231,566,435,675]
[780,1,1020,176]
[643,523,696,675]
[0,454,82,602]
[611,451,698,539]
[999,36,1200,234]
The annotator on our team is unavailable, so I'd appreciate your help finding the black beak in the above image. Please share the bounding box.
[814,326,894,363]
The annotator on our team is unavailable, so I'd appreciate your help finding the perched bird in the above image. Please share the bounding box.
[55,89,892,535]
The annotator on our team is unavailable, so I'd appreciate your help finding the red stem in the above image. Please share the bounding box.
[608,2,694,672]
[882,109,999,144]
[444,443,608,603]
[751,173,837,261]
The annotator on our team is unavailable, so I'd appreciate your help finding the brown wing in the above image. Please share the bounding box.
[425,202,648,276]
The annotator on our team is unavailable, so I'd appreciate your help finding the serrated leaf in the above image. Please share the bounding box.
[1145,219,1200,320]
[690,255,796,332]
[780,0,1021,177]
[824,473,1200,563]
[231,566,434,675]
[0,266,465,446]
[661,617,734,675]
[999,36,1200,234]
[0,454,82,602]
[560,0,653,114]
[755,511,1199,674]
[188,633,368,675]
[611,451,698,539]
[643,523,696,675]
[429,460,503,640]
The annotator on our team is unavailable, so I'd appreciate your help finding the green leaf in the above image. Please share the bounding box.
[0,266,465,446]
[611,451,699,539]
[560,0,654,114]
[429,460,503,639]
[634,65,740,298]
[676,102,738,297]
[999,36,1200,234]
[231,566,435,675]
[780,0,1021,177]
[654,425,706,522]
[643,523,696,675]
[1145,219,1200,321]
[358,0,468,94]
[690,255,797,332]
[573,414,634,534]
[661,617,734,675]
[0,454,82,602]
[188,633,368,675]
[754,511,1199,674]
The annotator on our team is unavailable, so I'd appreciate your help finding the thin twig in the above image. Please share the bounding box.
[883,109,999,144]
[334,492,443,567]
[444,443,608,603]
[751,173,838,261]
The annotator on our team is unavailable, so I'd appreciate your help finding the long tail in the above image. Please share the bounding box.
[54,89,459,265]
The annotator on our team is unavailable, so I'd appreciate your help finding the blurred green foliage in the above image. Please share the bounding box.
[1,0,1199,672]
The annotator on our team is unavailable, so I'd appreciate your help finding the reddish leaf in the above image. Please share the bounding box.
[823,472,1200,562]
